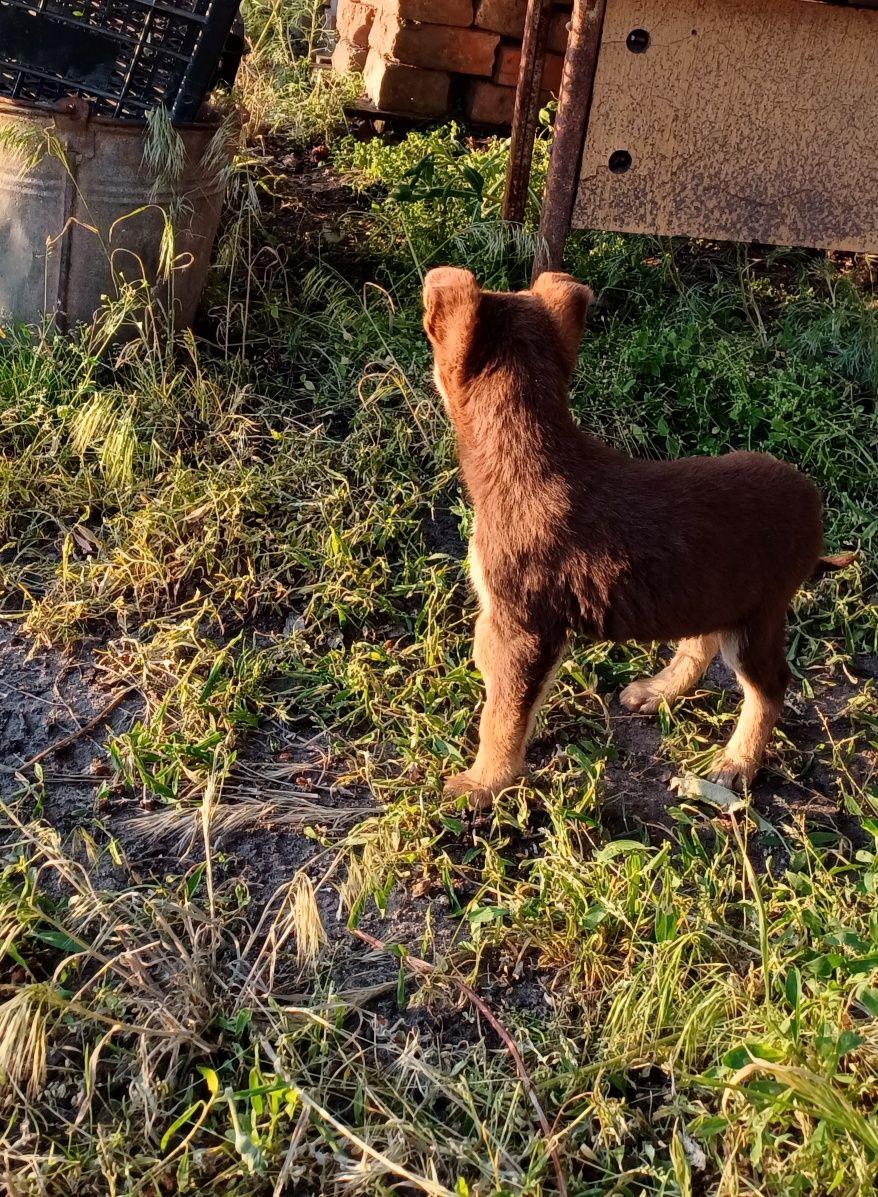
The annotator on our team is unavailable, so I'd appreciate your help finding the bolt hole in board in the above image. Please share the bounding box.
[575,0,878,253]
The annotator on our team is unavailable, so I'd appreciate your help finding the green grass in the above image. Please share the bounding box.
[1,15,878,1195]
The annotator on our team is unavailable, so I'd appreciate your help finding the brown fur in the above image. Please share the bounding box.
[422,266,854,808]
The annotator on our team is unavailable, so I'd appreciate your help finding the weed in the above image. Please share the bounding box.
[0,31,877,1197]
[236,0,362,143]
[335,123,548,286]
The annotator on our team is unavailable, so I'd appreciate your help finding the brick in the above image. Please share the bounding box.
[493,43,564,91]
[548,8,571,54]
[363,49,451,114]
[474,0,526,36]
[331,38,368,73]
[370,13,499,76]
[337,0,375,49]
[465,78,552,125]
[375,0,474,27]
[465,79,515,125]
[476,0,571,47]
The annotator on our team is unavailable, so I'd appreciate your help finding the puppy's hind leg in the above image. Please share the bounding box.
[620,634,720,715]
[445,612,566,810]
[710,615,790,790]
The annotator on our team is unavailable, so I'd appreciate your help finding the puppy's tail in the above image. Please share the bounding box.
[811,551,858,579]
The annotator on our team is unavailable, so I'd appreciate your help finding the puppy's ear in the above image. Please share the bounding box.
[422,267,480,347]
[532,271,594,359]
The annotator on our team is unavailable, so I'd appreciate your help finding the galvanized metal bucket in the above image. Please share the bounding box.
[0,96,232,332]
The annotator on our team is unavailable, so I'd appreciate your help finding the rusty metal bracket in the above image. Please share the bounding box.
[533,0,607,280]
[502,0,554,225]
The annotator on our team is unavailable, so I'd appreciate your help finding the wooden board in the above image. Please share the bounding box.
[573,0,878,252]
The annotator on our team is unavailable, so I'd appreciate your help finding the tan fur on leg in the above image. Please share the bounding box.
[468,533,491,618]
[710,680,783,788]
[620,634,719,714]
[445,614,565,809]
[710,626,788,788]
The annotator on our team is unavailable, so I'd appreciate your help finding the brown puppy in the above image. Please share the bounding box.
[423,266,853,808]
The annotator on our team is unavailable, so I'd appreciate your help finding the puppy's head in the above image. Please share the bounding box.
[422,267,593,425]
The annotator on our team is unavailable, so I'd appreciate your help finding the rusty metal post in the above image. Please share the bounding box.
[502,0,554,225]
[533,0,607,280]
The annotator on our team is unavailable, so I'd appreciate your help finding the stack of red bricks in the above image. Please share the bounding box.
[331,0,571,125]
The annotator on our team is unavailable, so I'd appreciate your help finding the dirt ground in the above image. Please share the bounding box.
[2,620,875,996]
[600,652,876,849]
[2,153,875,1026]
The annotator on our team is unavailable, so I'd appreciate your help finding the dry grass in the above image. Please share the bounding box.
[1,4,878,1192]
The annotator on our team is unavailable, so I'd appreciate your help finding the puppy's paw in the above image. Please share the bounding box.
[620,678,663,715]
[443,771,511,811]
[708,755,757,791]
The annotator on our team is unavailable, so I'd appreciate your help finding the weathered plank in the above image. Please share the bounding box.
[573,0,878,252]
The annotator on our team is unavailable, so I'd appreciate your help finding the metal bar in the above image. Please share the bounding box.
[533,0,607,280]
[172,0,239,120]
[0,61,164,108]
[2,0,212,22]
[502,0,553,225]
[115,4,160,116]
[55,133,80,334]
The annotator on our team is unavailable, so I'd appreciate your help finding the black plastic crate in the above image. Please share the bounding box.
[0,0,241,121]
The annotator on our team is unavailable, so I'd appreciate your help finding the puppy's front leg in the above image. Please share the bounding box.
[445,612,566,810]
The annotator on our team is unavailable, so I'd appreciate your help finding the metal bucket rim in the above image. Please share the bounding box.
[0,95,229,134]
